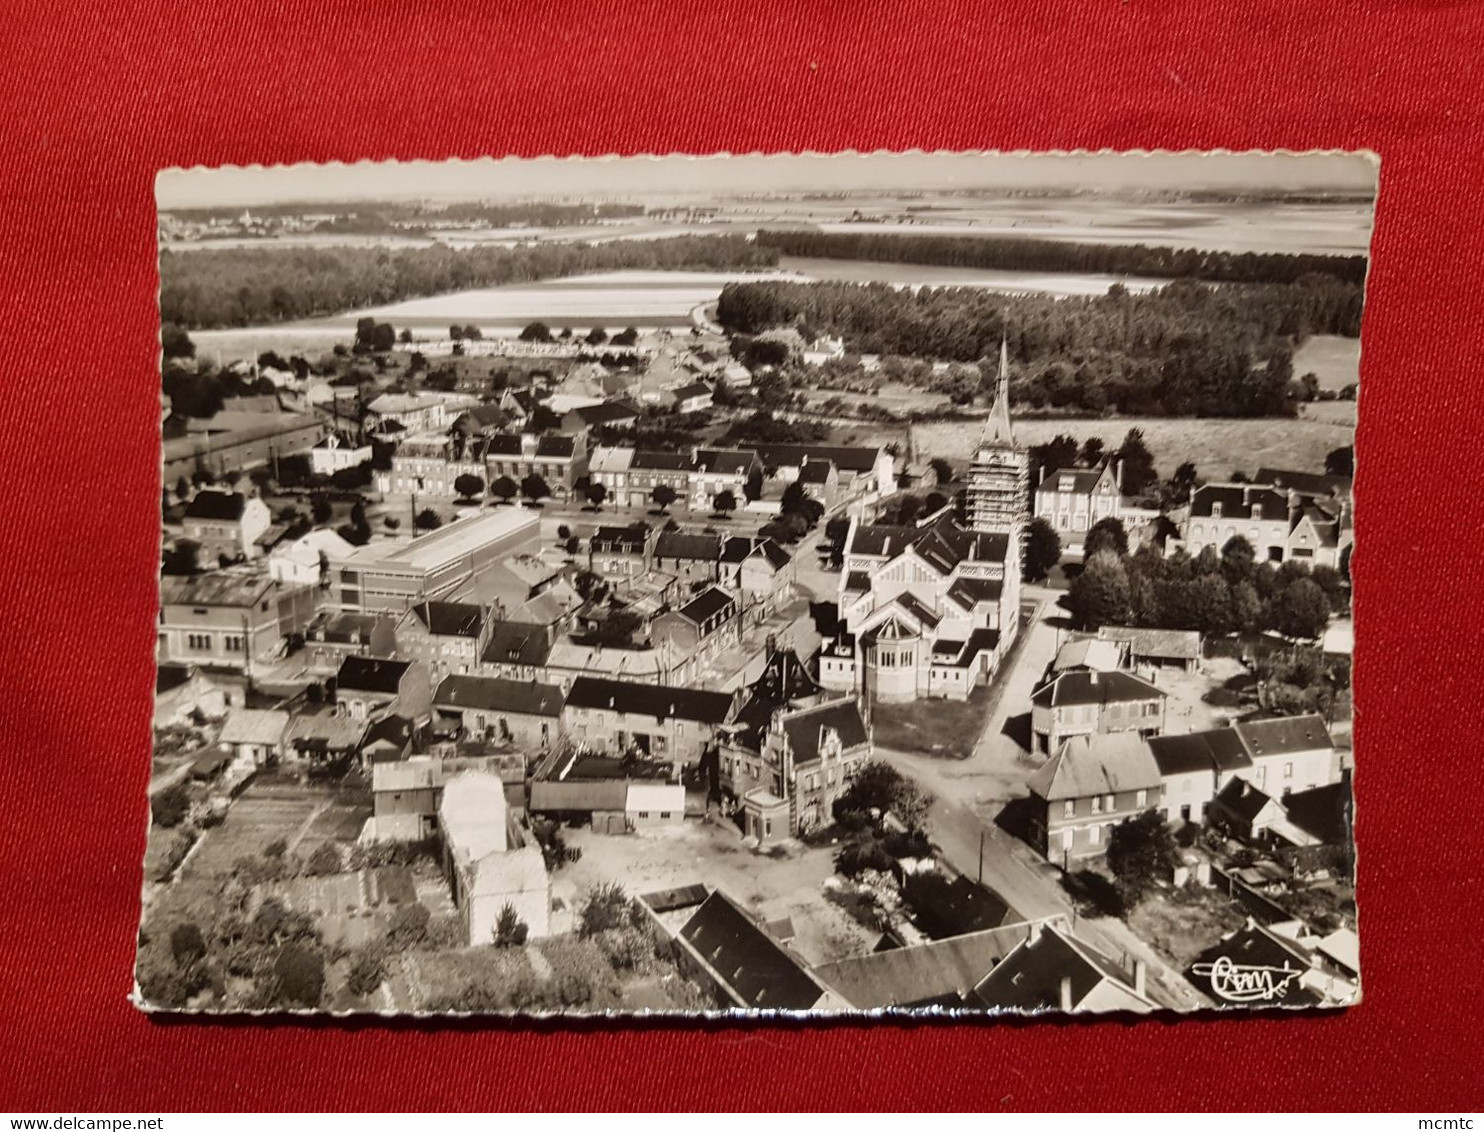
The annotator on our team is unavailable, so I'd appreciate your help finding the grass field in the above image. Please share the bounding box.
[910,414,1353,480]
[1292,334,1362,392]
[871,686,997,760]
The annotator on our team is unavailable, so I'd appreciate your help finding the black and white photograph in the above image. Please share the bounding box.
[140,150,1370,1018]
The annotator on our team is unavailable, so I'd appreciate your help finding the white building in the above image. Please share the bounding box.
[309,433,372,476]
[438,772,551,946]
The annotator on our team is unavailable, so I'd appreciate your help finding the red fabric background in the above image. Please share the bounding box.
[1,0,1480,1112]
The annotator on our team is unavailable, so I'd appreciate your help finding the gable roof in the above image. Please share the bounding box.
[480,621,552,668]
[813,924,1030,1009]
[1037,466,1107,493]
[565,676,733,724]
[1028,732,1162,801]
[1233,714,1335,758]
[1095,625,1203,661]
[1255,468,1352,498]
[336,656,414,694]
[566,400,640,427]
[847,513,1008,571]
[406,601,484,638]
[1190,484,1289,520]
[184,490,249,521]
[434,675,565,717]
[677,890,828,1011]
[631,450,697,472]
[591,525,648,554]
[1031,669,1164,709]
[746,442,884,474]
[1187,923,1320,1007]
[529,778,631,813]
[779,698,869,764]
[654,531,720,561]
[671,585,735,626]
[1052,637,1124,673]
[972,924,1152,1013]
[1280,779,1352,845]
[1148,727,1253,777]
[1212,776,1281,823]
[904,872,1017,938]
[695,448,759,476]
[218,708,290,747]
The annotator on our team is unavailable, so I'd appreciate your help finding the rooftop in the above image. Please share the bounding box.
[1028,732,1163,801]
[1031,669,1165,709]
[337,655,414,694]
[159,572,275,608]
[565,676,733,724]
[676,890,828,1011]
[183,490,249,521]
[330,509,539,572]
[434,675,565,717]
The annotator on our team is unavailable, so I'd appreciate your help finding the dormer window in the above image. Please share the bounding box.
[1211,502,1223,518]
[1251,505,1262,520]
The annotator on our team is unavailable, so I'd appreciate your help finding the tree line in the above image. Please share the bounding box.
[160,235,779,328]
[717,276,1362,417]
[754,228,1368,286]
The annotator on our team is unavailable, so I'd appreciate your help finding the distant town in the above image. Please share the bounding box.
[140,164,1363,1017]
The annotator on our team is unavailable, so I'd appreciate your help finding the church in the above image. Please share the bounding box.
[818,344,1029,703]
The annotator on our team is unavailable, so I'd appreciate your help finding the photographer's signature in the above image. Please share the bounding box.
[1191,956,1303,1003]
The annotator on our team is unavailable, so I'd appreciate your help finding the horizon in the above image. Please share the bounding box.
[157,150,1379,210]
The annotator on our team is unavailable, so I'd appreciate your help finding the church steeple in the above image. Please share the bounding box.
[982,336,1016,449]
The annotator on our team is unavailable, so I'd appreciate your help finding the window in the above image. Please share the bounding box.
[187,633,211,651]
[1091,796,1102,815]
[1106,794,1116,812]
[1143,702,1159,717]
[1284,762,1294,779]
[1212,502,1223,518]
[1136,789,1147,807]
[638,812,650,819]
[1063,799,1075,819]
[1088,824,1101,845]
[660,812,672,819]
[224,635,244,652]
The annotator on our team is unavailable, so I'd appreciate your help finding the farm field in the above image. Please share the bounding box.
[777,255,1169,296]
[1293,334,1362,392]
[909,415,1353,480]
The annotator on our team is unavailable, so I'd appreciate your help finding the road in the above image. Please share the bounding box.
[875,587,1209,1012]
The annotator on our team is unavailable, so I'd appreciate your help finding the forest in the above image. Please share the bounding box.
[754,228,1368,286]
[158,235,779,328]
[717,276,1362,417]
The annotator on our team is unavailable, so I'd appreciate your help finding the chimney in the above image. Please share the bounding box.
[1115,458,1124,493]
[1059,975,1074,1012]
[1133,959,1147,998]
[765,632,778,660]
[1089,670,1099,685]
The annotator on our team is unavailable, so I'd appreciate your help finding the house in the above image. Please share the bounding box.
[561,399,641,435]
[726,693,872,840]
[182,491,271,564]
[652,531,721,584]
[362,715,415,763]
[625,450,699,510]
[325,508,541,613]
[745,442,896,500]
[153,664,232,728]
[1254,468,1352,503]
[1178,483,1293,562]
[1095,626,1202,672]
[1029,669,1166,757]
[1050,637,1124,676]
[588,525,650,580]
[562,676,735,766]
[395,601,492,681]
[480,432,589,502]
[821,512,1021,703]
[1033,462,1124,555]
[301,609,398,675]
[268,529,356,588]
[1232,714,1337,797]
[691,448,763,513]
[162,410,324,482]
[432,675,564,749]
[1148,727,1254,825]
[1207,777,1289,842]
[216,708,290,768]
[157,573,317,672]
[1285,500,1354,570]
[309,432,371,475]
[334,656,433,727]
[367,391,467,433]
[719,536,793,615]
[478,620,558,681]
[438,772,551,945]
[283,710,369,768]
[528,750,684,833]
[668,889,838,1011]
[1026,731,1163,862]
[669,380,713,414]
[903,871,1022,939]
[370,750,524,841]
[812,923,1034,1010]
[972,922,1155,1014]
[650,586,741,684]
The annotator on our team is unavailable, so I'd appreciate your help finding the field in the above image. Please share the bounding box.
[777,255,1169,297]
[1292,334,1362,391]
[909,415,1353,480]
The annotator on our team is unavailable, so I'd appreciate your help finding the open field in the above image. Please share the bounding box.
[261,867,421,949]
[1293,334,1362,391]
[778,255,1169,296]
[910,414,1353,480]
[872,686,997,759]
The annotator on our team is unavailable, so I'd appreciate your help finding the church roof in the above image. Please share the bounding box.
[980,337,1017,449]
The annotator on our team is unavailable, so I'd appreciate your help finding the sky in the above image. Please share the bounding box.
[156,150,1378,209]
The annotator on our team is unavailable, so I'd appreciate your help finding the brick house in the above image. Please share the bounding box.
[395,600,492,681]
[1026,731,1163,863]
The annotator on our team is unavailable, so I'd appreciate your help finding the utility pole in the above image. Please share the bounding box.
[978,828,985,885]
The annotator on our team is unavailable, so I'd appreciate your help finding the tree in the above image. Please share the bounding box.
[611,327,640,347]
[1079,437,1105,466]
[454,473,484,500]
[345,949,386,997]
[161,539,201,576]
[651,484,677,513]
[1115,429,1158,497]
[494,903,530,948]
[491,475,518,505]
[823,516,851,568]
[585,482,608,511]
[832,761,934,832]
[1084,516,1129,559]
[592,608,643,648]
[712,488,737,518]
[463,325,482,341]
[161,323,196,359]
[449,325,464,341]
[1105,810,1181,906]
[585,327,608,346]
[743,467,765,503]
[519,321,553,343]
[520,473,550,507]
[399,328,414,344]
[414,508,442,532]
[170,922,207,967]
[1068,551,1132,629]
[272,945,325,1008]
[1325,446,1355,478]
[386,903,431,948]
[1024,517,1062,583]
[1220,534,1257,583]
[303,843,341,877]
[311,497,333,525]
[578,883,635,938]
[1271,577,1330,640]
[151,784,191,829]
[929,457,954,486]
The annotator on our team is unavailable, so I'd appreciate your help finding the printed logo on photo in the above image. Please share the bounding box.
[1191,956,1304,1003]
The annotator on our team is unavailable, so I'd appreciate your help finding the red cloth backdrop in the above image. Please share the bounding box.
[1,0,1480,1112]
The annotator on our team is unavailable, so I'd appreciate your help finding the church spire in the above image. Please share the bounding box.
[982,334,1016,448]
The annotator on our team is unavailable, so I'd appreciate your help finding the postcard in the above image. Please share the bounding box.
[140,150,1368,1016]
